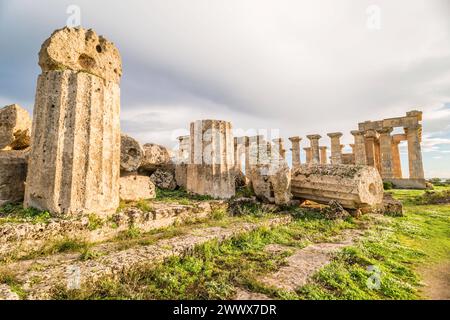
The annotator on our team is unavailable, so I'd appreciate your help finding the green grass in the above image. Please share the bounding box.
[0,203,52,224]
[50,210,358,299]
[155,188,214,203]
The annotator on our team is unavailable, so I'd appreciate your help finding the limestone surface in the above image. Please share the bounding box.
[291,164,383,209]
[186,120,235,199]
[140,143,173,174]
[150,169,177,190]
[25,28,121,216]
[119,174,156,201]
[120,134,144,172]
[0,104,32,150]
[249,163,292,205]
[39,27,122,84]
[0,150,28,206]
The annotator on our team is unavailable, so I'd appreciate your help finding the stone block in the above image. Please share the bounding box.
[119,174,156,201]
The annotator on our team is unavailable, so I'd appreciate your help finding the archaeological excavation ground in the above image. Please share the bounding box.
[0,2,449,308]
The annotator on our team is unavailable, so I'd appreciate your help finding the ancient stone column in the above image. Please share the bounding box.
[288,136,301,168]
[377,128,394,179]
[319,146,327,164]
[0,104,32,150]
[291,165,383,210]
[272,138,286,165]
[327,132,343,164]
[306,134,321,164]
[351,130,367,165]
[244,136,250,173]
[248,135,265,167]
[405,125,425,180]
[186,119,235,199]
[303,147,312,164]
[391,138,402,179]
[364,130,377,167]
[234,137,244,172]
[175,135,190,189]
[24,27,122,216]
[0,150,28,205]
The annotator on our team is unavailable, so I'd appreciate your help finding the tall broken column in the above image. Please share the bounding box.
[405,124,425,180]
[319,146,327,164]
[306,135,321,164]
[377,128,394,179]
[327,132,343,164]
[351,130,367,165]
[186,119,235,199]
[24,27,122,216]
[288,136,301,168]
[175,135,190,188]
[272,138,286,164]
[303,147,312,164]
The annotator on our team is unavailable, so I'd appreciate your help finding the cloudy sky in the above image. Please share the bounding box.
[1,0,449,177]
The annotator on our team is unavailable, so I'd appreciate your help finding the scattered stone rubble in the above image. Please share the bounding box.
[0,104,32,150]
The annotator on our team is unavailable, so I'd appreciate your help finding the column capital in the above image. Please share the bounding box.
[364,129,378,138]
[376,127,393,135]
[177,135,190,142]
[288,136,301,143]
[306,134,322,140]
[350,130,364,136]
[327,132,342,138]
[319,146,327,150]
[303,147,311,151]
[272,138,284,144]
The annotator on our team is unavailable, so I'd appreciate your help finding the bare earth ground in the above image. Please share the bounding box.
[419,262,450,300]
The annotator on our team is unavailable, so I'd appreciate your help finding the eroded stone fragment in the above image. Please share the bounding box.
[249,162,292,205]
[291,164,383,210]
[119,174,156,201]
[121,134,144,172]
[0,150,28,205]
[140,143,173,174]
[39,27,122,84]
[0,104,32,150]
[150,169,177,190]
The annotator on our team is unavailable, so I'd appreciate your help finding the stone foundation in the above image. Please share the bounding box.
[0,150,28,205]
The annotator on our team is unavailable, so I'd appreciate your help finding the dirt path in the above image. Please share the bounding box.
[0,216,291,300]
[234,228,366,299]
[419,262,450,300]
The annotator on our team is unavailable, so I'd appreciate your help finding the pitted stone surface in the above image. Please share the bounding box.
[140,143,173,174]
[0,150,28,205]
[39,27,122,84]
[0,104,32,150]
[120,134,144,172]
[119,174,155,201]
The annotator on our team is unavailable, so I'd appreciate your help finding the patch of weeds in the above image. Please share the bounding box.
[0,203,51,224]
[210,208,227,220]
[235,186,254,198]
[0,268,27,299]
[410,190,450,205]
[155,188,214,203]
[79,248,102,261]
[135,199,153,212]
[87,213,104,231]
[116,226,142,241]
[47,238,91,255]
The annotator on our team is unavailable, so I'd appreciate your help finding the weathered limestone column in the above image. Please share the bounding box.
[244,136,250,172]
[288,136,301,167]
[351,130,367,165]
[248,135,265,167]
[24,27,122,216]
[319,146,327,164]
[272,138,286,164]
[175,135,190,188]
[303,147,312,164]
[405,125,425,180]
[186,119,235,199]
[377,128,394,179]
[391,137,402,178]
[327,132,343,164]
[364,130,377,167]
[306,135,321,164]
[233,137,246,172]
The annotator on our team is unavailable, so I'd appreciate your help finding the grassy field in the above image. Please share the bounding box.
[53,187,449,300]
[2,186,448,300]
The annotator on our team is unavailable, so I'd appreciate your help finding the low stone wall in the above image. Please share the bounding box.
[384,178,427,190]
[0,200,227,260]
